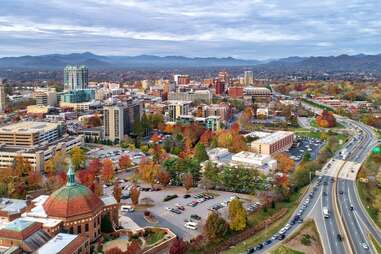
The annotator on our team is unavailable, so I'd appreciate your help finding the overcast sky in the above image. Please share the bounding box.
[0,0,380,59]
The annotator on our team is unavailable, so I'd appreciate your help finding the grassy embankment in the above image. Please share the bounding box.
[357,146,381,228]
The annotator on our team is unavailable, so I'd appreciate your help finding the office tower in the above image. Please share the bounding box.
[0,81,6,113]
[103,105,124,142]
[173,74,190,85]
[218,71,229,84]
[214,80,225,95]
[33,88,58,106]
[64,65,89,91]
[167,101,191,122]
[244,70,254,86]
[103,101,143,142]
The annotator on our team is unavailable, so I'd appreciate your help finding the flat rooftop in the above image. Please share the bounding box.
[233,151,270,160]
[0,198,27,214]
[3,218,35,232]
[252,131,294,145]
[0,121,58,135]
[36,233,78,254]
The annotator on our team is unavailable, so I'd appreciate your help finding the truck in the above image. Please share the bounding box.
[323,207,330,218]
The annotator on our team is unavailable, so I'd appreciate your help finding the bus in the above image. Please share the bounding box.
[323,207,330,218]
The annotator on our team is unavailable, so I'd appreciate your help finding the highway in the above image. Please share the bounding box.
[303,100,381,253]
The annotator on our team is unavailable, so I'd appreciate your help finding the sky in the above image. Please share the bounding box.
[0,0,380,59]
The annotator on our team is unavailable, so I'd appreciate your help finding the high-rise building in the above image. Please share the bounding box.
[0,81,6,113]
[173,74,190,85]
[218,71,229,84]
[33,88,57,106]
[244,71,254,86]
[103,101,143,142]
[64,65,89,91]
[167,100,191,122]
[214,80,225,95]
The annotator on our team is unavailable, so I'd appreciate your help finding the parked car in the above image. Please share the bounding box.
[191,214,201,220]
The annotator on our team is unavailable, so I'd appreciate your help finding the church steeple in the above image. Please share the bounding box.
[66,164,76,186]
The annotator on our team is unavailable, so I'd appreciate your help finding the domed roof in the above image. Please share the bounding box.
[43,166,104,218]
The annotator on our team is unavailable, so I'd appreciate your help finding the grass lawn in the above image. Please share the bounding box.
[222,187,306,254]
[146,231,165,245]
[370,234,381,253]
[270,245,304,254]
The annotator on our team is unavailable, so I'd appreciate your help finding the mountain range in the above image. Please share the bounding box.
[0,52,260,69]
[0,52,381,73]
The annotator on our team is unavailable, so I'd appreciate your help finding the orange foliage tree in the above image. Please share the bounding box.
[119,155,132,170]
[102,159,115,183]
[138,158,160,188]
[316,110,336,128]
[274,153,295,173]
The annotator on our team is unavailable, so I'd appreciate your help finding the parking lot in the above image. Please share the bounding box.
[86,147,146,165]
[119,186,258,240]
[288,136,324,163]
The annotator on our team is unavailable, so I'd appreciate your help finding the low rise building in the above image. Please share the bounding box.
[36,233,90,254]
[231,151,277,173]
[168,90,212,104]
[0,121,63,146]
[0,135,82,171]
[251,131,294,155]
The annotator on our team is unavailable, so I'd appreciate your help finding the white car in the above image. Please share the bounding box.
[360,242,369,249]
[121,205,134,212]
[184,222,198,230]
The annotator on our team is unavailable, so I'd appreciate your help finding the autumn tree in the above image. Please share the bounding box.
[71,147,86,170]
[194,143,209,162]
[27,170,42,188]
[274,153,295,173]
[87,158,102,175]
[13,156,32,177]
[199,130,214,146]
[102,159,114,183]
[182,173,193,192]
[138,159,159,188]
[204,212,229,240]
[126,240,141,254]
[228,198,247,231]
[93,177,103,196]
[53,151,67,173]
[169,237,187,254]
[157,169,171,187]
[113,181,122,203]
[44,159,55,176]
[316,110,336,128]
[130,185,140,206]
[118,155,132,170]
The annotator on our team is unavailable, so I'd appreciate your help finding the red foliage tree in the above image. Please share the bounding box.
[170,237,187,254]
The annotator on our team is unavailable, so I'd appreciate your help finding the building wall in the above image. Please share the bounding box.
[64,65,89,91]
[251,133,294,155]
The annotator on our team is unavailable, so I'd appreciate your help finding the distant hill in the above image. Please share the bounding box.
[0,52,261,69]
[255,54,381,73]
[1,52,381,74]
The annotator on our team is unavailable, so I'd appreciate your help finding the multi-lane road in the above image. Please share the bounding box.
[303,102,381,253]
[249,99,381,254]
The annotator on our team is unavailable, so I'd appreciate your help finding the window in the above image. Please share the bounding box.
[85,224,89,232]
[70,227,73,234]
[77,225,81,234]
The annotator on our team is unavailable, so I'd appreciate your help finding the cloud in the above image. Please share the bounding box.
[0,0,380,58]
